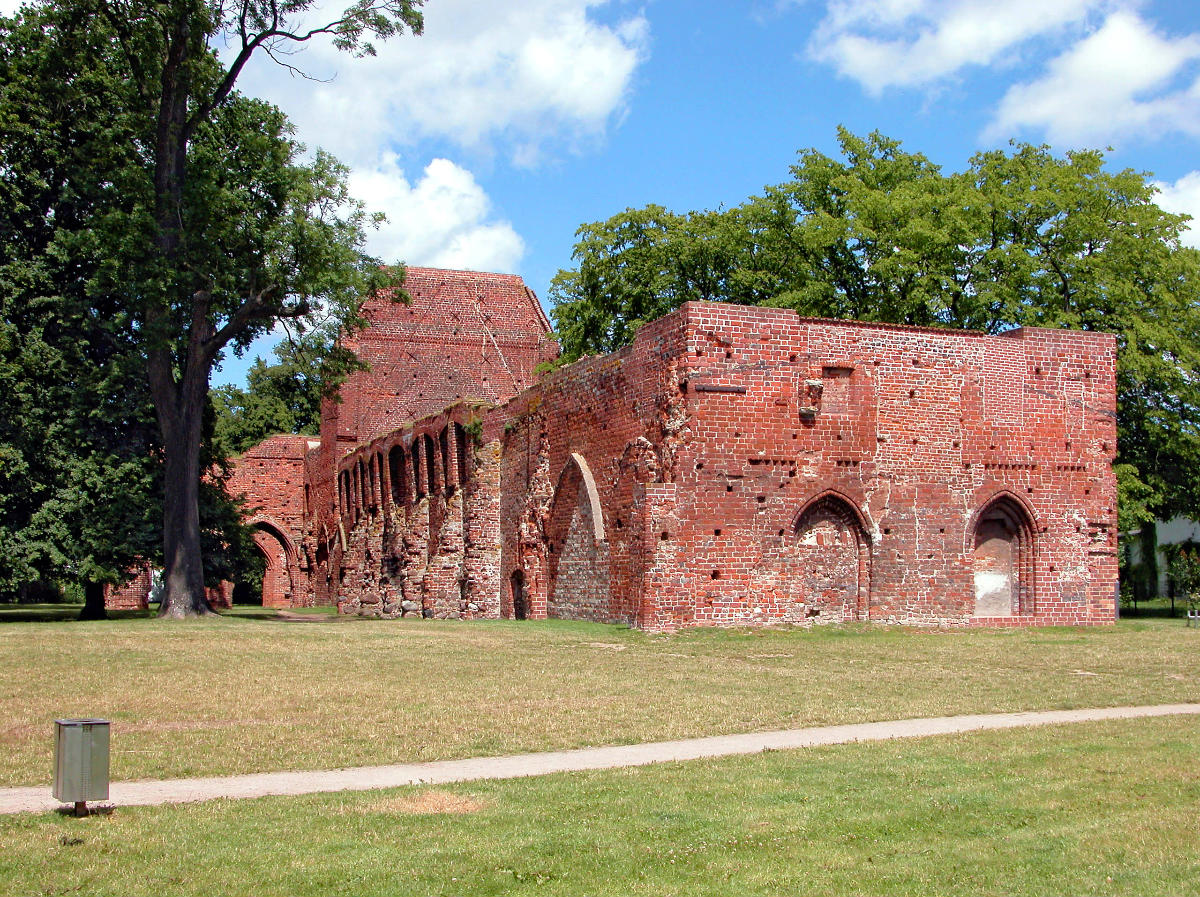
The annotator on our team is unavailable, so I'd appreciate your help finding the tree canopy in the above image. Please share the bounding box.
[0,0,422,616]
[549,129,1200,528]
[211,325,362,456]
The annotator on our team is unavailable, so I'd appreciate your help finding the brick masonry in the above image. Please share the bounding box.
[109,268,1119,629]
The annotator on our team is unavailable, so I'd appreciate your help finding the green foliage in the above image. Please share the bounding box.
[211,326,366,456]
[0,0,422,614]
[0,6,160,598]
[550,128,1200,525]
[1164,540,1200,612]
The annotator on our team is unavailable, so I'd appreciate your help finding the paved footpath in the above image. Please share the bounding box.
[4,703,1198,815]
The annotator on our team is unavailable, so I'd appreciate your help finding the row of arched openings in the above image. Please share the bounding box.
[338,423,471,521]
[791,491,1038,618]
[507,487,1039,621]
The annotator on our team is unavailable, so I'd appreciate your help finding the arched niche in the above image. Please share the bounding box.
[545,453,611,620]
[971,494,1036,617]
[790,492,871,621]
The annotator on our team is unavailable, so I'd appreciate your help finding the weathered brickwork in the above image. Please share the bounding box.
[110,267,1119,628]
[328,298,1117,630]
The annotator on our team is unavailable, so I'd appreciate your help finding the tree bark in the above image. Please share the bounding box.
[149,6,213,617]
[79,581,107,620]
[156,377,214,617]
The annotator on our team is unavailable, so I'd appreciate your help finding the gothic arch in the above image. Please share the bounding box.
[545,453,611,620]
[790,491,872,621]
[238,517,298,608]
[969,492,1037,617]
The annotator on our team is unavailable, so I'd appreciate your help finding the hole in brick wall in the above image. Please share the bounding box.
[912,359,920,366]
[789,354,797,363]
[777,528,785,536]
[1084,488,1090,494]
[939,527,945,533]
[734,432,741,438]
[696,461,705,470]
[711,569,721,579]
[792,433,798,440]
[615,519,623,529]
[725,351,732,359]
[1026,487,1033,493]
[757,495,766,503]
[909,389,917,398]
[726,484,733,492]
[912,438,919,445]
[1084,370,1091,378]
[660,531,669,541]
[788,469,796,477]
[953,440,960,448]
[714,528,722,536]
[695,348,702,356]
[837,434,843,440]
[884,528,891,535]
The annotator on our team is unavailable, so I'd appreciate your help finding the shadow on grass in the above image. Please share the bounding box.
[0,603,340,624]
[0,604,154,624]
[216,605,341,623]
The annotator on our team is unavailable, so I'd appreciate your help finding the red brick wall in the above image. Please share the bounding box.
[104,563,153,610]
[309,268,557,610]
[224,434,316,607]
[329,300,1117,630]
[242,268,1116,631]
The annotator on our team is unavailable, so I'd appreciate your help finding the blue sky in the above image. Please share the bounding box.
[13,0,1199,386]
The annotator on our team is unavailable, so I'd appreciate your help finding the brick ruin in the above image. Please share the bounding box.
[111,266,1120,628]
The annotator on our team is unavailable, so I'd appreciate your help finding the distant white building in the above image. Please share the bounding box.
[1123,517,1200,597]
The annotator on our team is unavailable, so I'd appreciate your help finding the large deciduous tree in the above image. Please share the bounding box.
[550,129,1200,529]
[1,0,423,617]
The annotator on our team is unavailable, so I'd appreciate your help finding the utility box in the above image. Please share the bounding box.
[53,719,110,807]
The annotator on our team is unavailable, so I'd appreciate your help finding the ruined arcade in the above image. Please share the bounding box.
[216,267,1118,629]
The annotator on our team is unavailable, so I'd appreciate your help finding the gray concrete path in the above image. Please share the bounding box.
[4,703,1197,815]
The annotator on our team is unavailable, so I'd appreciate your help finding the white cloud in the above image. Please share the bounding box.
[349,156,525,272]
[235,0,648,168]
[1154,171,1200,249]
[985,11,1200,145]
[807,0,1104,94]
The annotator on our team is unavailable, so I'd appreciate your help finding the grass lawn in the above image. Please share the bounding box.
[1,611,1197,787]
[1,716,1196,896]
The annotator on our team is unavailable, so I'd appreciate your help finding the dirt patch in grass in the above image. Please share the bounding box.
[359,789,487,815]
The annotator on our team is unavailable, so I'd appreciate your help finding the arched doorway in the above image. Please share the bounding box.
[972,495,1036,617]
[510,569,528,620]
[791,494,870,621]
[232,522,295,608]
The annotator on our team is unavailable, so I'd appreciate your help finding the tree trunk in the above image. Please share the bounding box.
[157,394,213,617]
[79,581,108,621]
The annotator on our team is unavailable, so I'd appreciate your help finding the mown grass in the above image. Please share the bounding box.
[3,609,1197,788]
[1,716,1196,896]
[2,612,1198,786]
